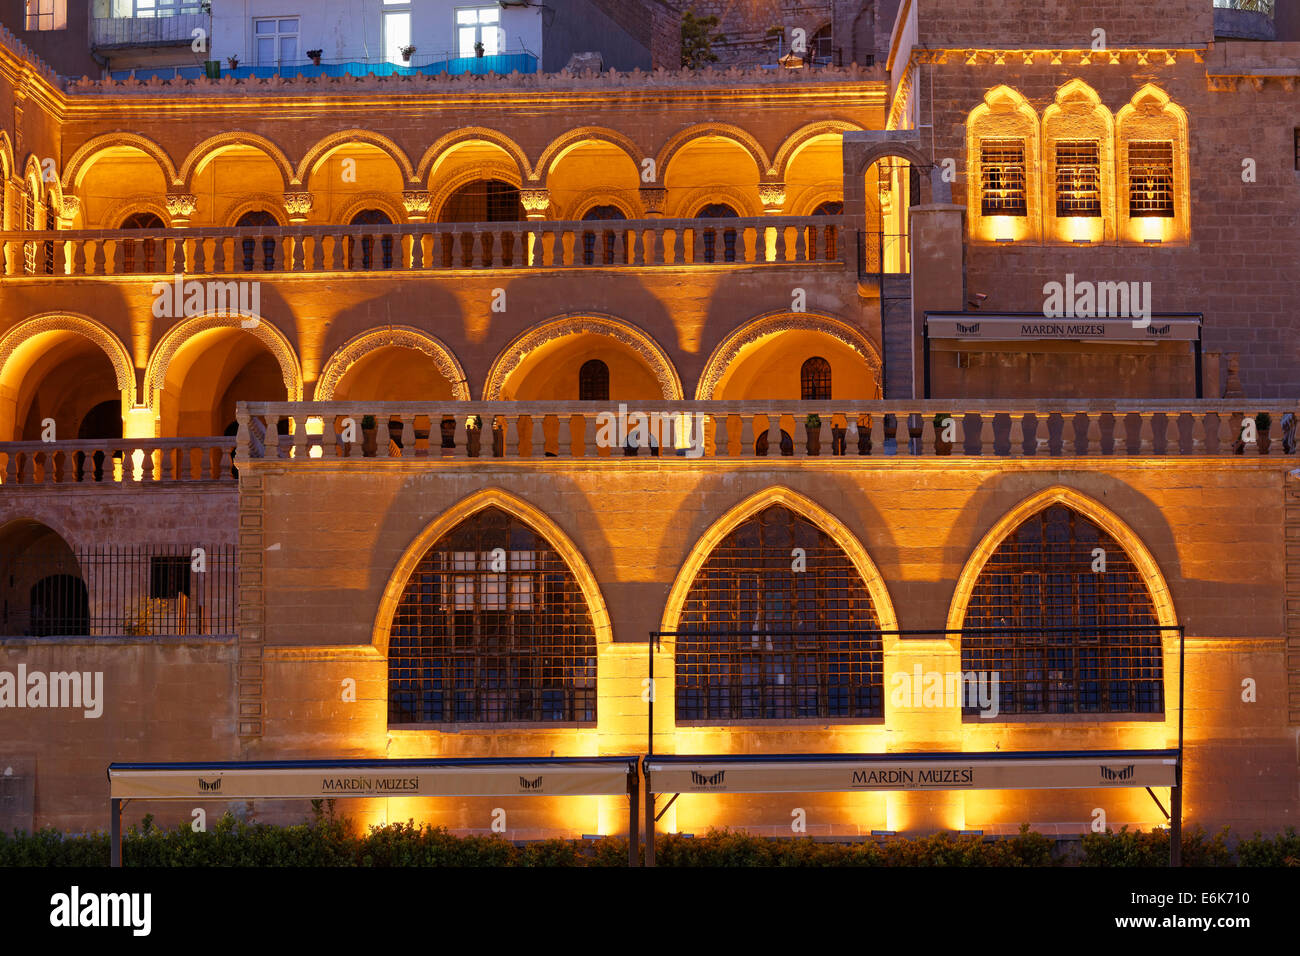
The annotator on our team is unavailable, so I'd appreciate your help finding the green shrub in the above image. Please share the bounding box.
[1237,828,1300,866]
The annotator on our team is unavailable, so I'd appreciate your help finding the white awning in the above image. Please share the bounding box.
[644,753,1178,794]
[926,313,1200,342]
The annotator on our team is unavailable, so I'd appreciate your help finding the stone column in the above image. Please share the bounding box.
[165,192,196,227]
[282,191,313,224]
[520,187,551,221]
[402,189,432,222]
[759,182,787,215]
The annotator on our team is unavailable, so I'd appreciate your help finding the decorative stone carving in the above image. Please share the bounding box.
[519,188,551,220]
[282,191,313,222]
[315,327,470,401]
[639,186,667,217]
[401,190,432,221]
[758,183,787,215]
[165,192,197,224]
[58,195,81,228]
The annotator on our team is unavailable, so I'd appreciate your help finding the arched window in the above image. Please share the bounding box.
[800,356,832,400]
[578,358,609,401]
[387,506,598,725]
[236,209,279,272]
[581,204,626,265]
[695,202,738,263]
[808,199,842,259]
[23,180,37,274]
[675,505,883,721]
[349,208,394,270]
[75,399,123,483]
[809,24,834,65]
[43,198,55,274]
[120,211,164,273]
[30,574,89,637]
[960,504,1163,716]
[439,179,524,266]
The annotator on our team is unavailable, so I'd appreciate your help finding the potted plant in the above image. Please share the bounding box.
[400,44,416,63]
[934,413,954,455]
[856,413,872,455]
[805,413,822,456]
[307,49,323,66]
[361,414,377,456]
[465,415,482,457]
[204,59,221,79]
[226,55,239,70]
[1256,411,1272,455]
[473,40,485,58]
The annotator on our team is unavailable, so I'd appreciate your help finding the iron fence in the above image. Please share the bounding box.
[0,545,236,638]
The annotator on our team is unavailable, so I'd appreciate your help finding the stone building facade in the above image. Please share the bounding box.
[0,0,1297,843]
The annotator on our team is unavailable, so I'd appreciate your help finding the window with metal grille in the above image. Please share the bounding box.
[695,202,738,263]
[1128,141,1175,218]
[581,204,626,265]
[43,201,55,274]
[960,505,1163,716]
[1055,140,1101,217]
[236,209,278,271]
[578,359,609,401]
[23,185,36,274]
[675,506,883,722]
[387,507,597,725]
[349,208,393,270]
[800,356,832,400]
[808,199,842,260]
[120,211,163,273]
[980,139,1027,217]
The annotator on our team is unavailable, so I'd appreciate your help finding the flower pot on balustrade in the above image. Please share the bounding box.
[804,415,822,456]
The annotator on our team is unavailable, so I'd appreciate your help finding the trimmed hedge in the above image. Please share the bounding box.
[1,816,1295,866]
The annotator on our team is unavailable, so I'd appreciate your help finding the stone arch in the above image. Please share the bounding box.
[945,485,1177,634]
[1115,83,1189,244]
[852,141,930,179]
[574,194,638,219]
[225,195,289,227]
[694,311,882,399]
[430,162,523,221]
[0,129,14,181]
[966,84,1042,242]
[483,314,683,401]
[417,127,534,185]
[335,193,407,226]
[61,132,179,190]
[659,484,898,637]
[178,132,295,191]
[294,129,418,188]
[1043,78,1116,242]
[773,120,864,179]
[105,197,171,228]
[685,189,756,218]
[0,312,136,408]
[536,126,646,185]
[371,487,613,656]
[144,312,302,416]
[656,123,773,182]
[314,326,470,401]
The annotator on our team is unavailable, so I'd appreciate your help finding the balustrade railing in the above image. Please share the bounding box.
[0,216,845,278]
[0,437,236,486]
[233,401,1299,462]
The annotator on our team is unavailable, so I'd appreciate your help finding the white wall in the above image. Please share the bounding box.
[208,0,543,66]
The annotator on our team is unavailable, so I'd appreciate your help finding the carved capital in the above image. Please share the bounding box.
[282,191,314,222]
[639,186,667,217]
[165,192,197,225]
[519,188,551,220]
[58,195,82,228]
[401,189,432,221]
[758,182,787,214]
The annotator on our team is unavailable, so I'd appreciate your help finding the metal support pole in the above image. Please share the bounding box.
[645,783,656,867]
[627,767,640,867]
[1170,778,1182,867]
[110,798,122,868]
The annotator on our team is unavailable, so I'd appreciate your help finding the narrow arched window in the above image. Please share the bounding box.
[578,358,609,401]
[349,208,394,270]
[120,211,164,273]
[960,504,1163,716]
[581,204,626,265]
[387,507,598,725]
[695,202,738,263]
[675,505,883,721]
[800,356,832,401]
[236,209,279,272]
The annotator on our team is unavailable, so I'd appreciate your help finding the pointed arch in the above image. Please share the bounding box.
[61,132,179,190]
[966,84,1042,242]
[417,127,533,184]
[660,485,898,636]
[0,129,14,180]
[946,485,1177,634]
[314,326,470,401]
[0,312,136,405]
[294,129,418,187]
[694,311,882,400]
[372,487,613,656]
[772,120,864,179]
[177,132,296,191]
[656,123,773,182]
[144,312,302,416]
[1115,83,1190,243]
[536,127,646,185]
[483,313,683,401]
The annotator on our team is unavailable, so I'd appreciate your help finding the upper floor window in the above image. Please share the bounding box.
[254,18,299,66]
[25,0,65,30]
[1055,140,1101,218]
[809,24,833,65]
[1128,141,1175,218]
[457,5,501,57]
[578,359,609,401]
[980,139,1027,217]
[132,0,203,16]
[383,0,411,64]
[695,202,739,263]
[800,357,832,401]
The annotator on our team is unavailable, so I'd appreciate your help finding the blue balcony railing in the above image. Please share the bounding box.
[108,53,538,83]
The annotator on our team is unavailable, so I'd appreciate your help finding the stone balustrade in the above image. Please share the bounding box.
[0,216,845,277]
[0,438,236,485]
[233,401,1299,462]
